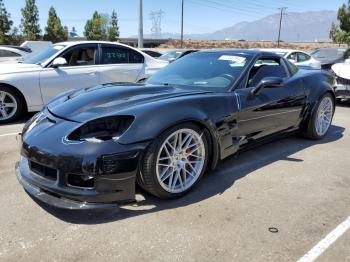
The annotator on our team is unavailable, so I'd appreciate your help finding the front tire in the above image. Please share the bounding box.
[0,86,24,124]
[139,123,209,199]
[304,93,334,139]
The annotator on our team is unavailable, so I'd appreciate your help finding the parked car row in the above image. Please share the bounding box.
[0,42,349,125]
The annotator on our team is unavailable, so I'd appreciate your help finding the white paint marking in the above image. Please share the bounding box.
[297,216,350,262]
[0,132,19,137]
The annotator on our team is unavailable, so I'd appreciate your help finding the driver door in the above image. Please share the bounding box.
[234,56,306,141]
[39,44,99,104]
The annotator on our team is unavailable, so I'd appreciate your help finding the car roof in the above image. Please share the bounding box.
[197,49,282,57]
[57,41,133,48]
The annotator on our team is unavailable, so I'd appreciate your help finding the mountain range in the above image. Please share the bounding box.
[136,10,338,42]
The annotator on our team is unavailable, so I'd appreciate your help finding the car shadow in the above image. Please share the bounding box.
[32,125,345,224]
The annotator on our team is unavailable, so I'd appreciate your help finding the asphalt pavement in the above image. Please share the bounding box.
[0,105,350,262]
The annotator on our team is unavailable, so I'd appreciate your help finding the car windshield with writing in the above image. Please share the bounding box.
[146,52,250,91]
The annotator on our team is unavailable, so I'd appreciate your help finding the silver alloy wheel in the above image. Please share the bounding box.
[315,96,333,136]
[156,128,206,194]
[0,91,17,121]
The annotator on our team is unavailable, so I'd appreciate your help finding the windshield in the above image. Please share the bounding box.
[146,52,250,90]
[21,45,66,65]
[158,51,183,61]
[311,48,346,60]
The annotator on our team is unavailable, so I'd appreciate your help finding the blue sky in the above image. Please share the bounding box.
[2,0,347,37]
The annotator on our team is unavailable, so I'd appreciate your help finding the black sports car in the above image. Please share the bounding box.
[16,50,335,209]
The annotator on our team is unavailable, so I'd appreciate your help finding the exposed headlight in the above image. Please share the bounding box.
[67,116,134,142]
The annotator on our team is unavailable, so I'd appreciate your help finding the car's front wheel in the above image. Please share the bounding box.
[139,123,209,199]
[0,86,24,124]
[304,93,334,139]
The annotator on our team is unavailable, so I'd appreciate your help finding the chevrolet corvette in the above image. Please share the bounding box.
[16,50,335,209]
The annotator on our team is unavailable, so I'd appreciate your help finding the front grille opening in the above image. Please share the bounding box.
[67,174,94,188]
[30,161,57,181]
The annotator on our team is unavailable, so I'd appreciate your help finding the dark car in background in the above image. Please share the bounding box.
[311,47,350,70]
[16,50,335,209]
[158,49,198,62]
[141,49,163,58]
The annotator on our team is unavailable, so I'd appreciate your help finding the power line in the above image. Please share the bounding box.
[181,0,184,48]
[149,9,164,38]
[277,7,287,46]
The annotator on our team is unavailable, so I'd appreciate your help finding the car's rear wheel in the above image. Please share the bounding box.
[304,93,334,139]
[0,86,24,124]
[139,123,209,199]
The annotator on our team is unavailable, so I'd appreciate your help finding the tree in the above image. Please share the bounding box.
[331,1,350,45]
[8,27,24,45]
[108,10,119,41]
[0,0,13,44]
[84,11,108,40]
[20,0,41,40]
[43,6,67,43]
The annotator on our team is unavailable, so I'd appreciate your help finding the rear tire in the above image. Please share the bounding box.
[0,86,24,124]
[303,93,334,140]
[138,123,209,199]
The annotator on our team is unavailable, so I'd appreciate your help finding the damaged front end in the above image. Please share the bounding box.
[16,109,149,209]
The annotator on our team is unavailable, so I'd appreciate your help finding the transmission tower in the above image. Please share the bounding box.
[149,10,164,39]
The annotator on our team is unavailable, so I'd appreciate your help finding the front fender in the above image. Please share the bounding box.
[0,72,42,111]
[116,93,239,168]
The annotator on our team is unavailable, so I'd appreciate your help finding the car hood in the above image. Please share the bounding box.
[332,63,350,80]
[48,84,210,122]
[0,62,41,74]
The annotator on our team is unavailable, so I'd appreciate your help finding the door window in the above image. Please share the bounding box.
[287,52,297,62]
[101,46,144,64]
[297,52,311,62]
[61,46,97,66]
[247,57,287,87]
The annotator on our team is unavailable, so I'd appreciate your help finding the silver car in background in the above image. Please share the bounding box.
[0,41,168,123]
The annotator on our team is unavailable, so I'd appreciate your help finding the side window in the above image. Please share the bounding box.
[101,46,144,64]
[297,52,311,62]
[247,57,287,87]
[61,46,97,66]
[344,50,350,59]
[287,52,297,62]
[0,50,20,57]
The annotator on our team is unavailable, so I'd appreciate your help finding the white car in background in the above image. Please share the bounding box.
[332,59,350,101]
[259,48,321,69]
[0,41,168,123]
[0,46,31,63]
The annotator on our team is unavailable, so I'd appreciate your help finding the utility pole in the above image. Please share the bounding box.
[277,7,287,47]
[180,0,184,48]
[138,0,143,48]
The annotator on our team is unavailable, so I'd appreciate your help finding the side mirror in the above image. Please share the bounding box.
[52,57,67,68]
[288,59,297,63]
[168,58,177,63]
[250,77,284,98]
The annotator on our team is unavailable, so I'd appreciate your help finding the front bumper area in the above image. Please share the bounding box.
[16,162,119,209]
[16,147,143,209]
[334,78,350,99]
[16,109,150,209]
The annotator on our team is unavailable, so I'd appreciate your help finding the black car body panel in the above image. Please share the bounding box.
[16,50,335,209]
